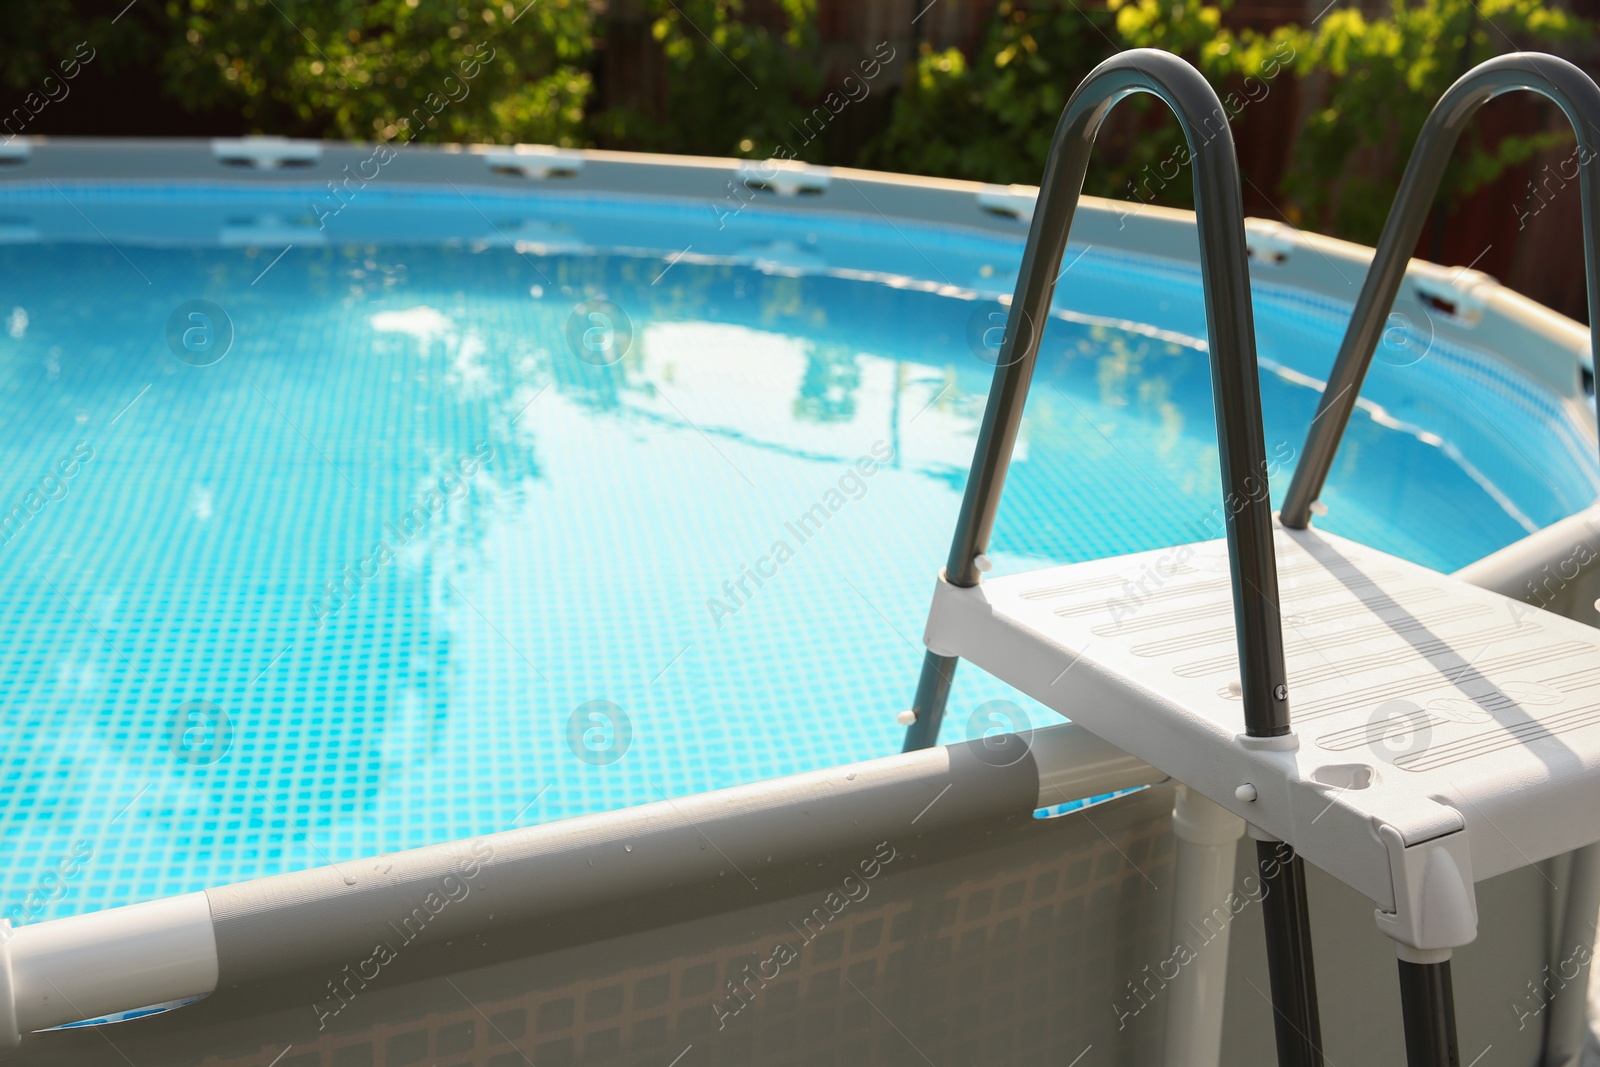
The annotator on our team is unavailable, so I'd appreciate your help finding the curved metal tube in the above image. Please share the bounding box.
[901,51,1322,1067]
[1281,52,1600,530]
[903,48,1292,747]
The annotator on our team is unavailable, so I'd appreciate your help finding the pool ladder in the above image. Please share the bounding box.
[900,50,1600,1067]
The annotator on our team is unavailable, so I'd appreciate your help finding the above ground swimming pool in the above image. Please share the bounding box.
[2,149,1596,925]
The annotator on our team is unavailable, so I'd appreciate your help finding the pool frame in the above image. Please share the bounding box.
[0,137,1596,1061]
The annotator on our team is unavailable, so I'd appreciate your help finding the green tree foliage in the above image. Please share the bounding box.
[163,0,594,145]
[592,0,822,159]
[1290,0,1585,241]
[861,1,1303,207]
[3,0,1591,252]
[1111,0,1588,241]
[867,0,1586,231]
[864,2,1117,184]
[0,3,160,91]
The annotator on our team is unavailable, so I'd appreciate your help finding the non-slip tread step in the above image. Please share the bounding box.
[924,522,1600,908]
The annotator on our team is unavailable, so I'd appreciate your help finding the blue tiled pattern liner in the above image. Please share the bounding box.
[0,184,1594,923]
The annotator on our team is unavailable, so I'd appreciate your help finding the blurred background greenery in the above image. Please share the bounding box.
[3,0,1597,318]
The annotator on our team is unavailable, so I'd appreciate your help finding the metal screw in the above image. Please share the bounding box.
[1274,683,1288,701]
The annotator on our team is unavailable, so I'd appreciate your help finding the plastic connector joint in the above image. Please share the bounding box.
[1373,823,1478,962]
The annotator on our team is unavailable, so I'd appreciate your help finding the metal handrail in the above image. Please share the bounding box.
[902,48,1292,748]
[898,49,1323,1067]
[1280,52,1600,530]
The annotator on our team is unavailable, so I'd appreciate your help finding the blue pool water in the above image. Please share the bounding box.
[1,183,1595,923]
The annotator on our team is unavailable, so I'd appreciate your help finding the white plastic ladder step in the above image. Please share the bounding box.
[925,522,1600,949]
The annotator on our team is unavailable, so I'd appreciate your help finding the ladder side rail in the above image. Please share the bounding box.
[1280,52,1600,530]
[902,48,1292,750]
[902,50,1329,1066]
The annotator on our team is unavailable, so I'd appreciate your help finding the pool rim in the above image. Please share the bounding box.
[0,135,1589,420]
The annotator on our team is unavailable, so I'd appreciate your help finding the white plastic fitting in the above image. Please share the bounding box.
[1372,823,1478,960]
[975,184,1039,223]
[1243,218,1298,265]
[735,159,831,196]
[210,136,321,169]
[0,893,219,1044]
[1028,724,1164,810]
[482,144,585,179]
